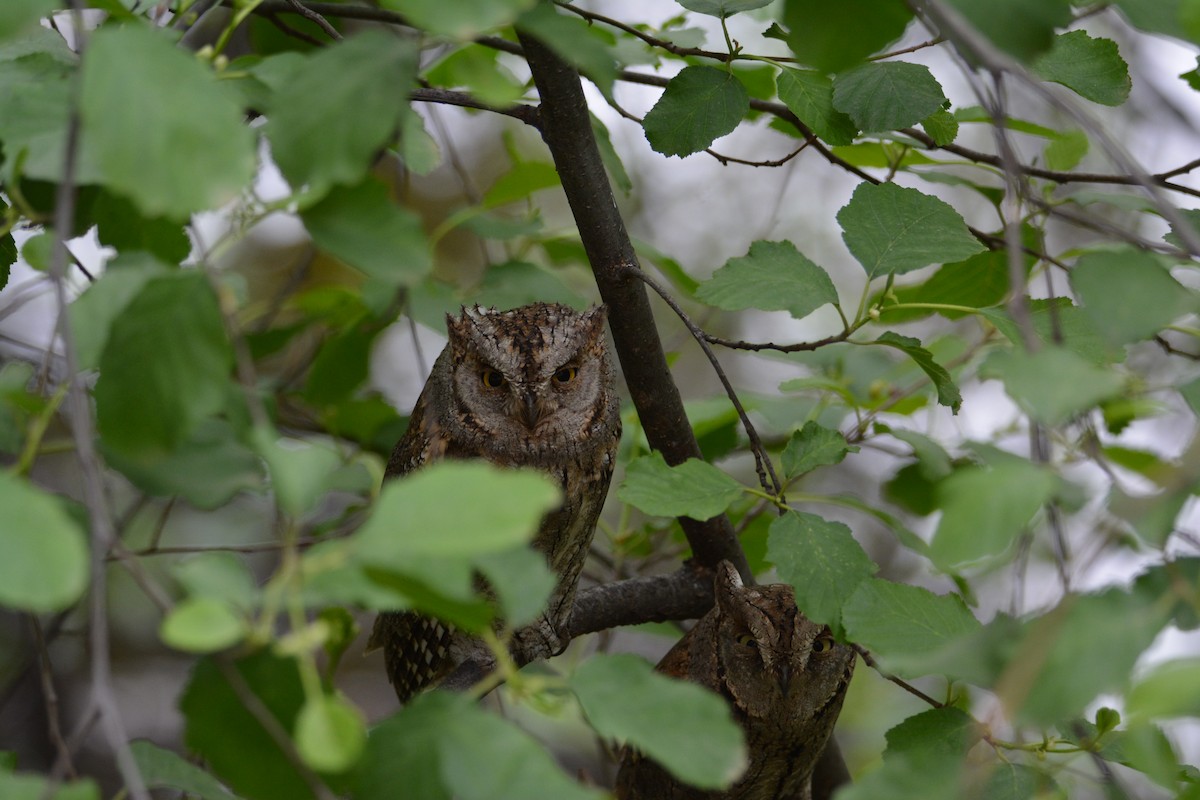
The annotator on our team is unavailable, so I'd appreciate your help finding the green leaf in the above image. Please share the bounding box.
[130,740,243,800]
[68,256,166,371]
[359,693,602,800]
[842,578,980,677]
[592,113,633,194]
[160,597,246,654]
[266,30,417,192]
[1043,129,1088,171]
[1012,586,1168,726]
[781,0,912,73]
[920,108,958,146]
[833,738,961,800]
[94,273,233,458]
[90,192,191,264]
[102,419,263,510]
[572,653,746,789]
[618,452,743,521]
[930,462,1059,568]
[980,298,1118,366]
[767,511,875,636]
[883,707,980,761]
[80,24,255,219]
[775,68,858,145]
[873,332,963,413]
[1113,0,1185,39]
[981,346,1125,426]
[1117,723,1179,789]
[983,763,1042,800]
[642,66,749,158]
[1033,31,1131,106]
[0,472,88,613]
[474,546,555,627]
[1069,249,1195,346]
[833,62,947,133]
[677,0,771,18]
[483,161,562,207]
[0,0,55,42]
[0,773,99,800]
[472,260,587,311]
[0,48,98,185]
[878,249,1012,324]
[942,0,1072,61]
[295,694,366,773]
[1166,207,1200,250]
[301,178,431,288]
[1127,659,1200,721]
[398,107,441,175]
[252,429,345,518]
[353,461,561,564]
[381,0,535,39]
[839,182,985,279]
[695,240,839,320]
[182,652,312,800]
[303,316,385,406]
[781,421,858,478]
[516,3,617,97]
[174,552,259,612]
[426,44,525,107]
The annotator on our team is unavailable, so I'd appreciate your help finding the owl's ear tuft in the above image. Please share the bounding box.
[714,560,746,617]
[578,305,609,347]
[446,310,472,360]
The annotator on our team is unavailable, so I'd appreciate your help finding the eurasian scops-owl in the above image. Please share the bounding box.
[368,302,621,702]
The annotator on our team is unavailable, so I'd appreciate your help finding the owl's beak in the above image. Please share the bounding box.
[520,391,543,429]
[777,664,792,696]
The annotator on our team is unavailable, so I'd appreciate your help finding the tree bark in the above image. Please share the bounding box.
[516,29,750,580]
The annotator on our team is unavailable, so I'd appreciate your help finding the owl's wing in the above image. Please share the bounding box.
[384,387,437,479]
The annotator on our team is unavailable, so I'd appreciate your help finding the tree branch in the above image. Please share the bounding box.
[516,27,850,798]
[517,28,751,580]
[50,6,148,797]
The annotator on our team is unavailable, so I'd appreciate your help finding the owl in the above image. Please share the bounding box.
[615,561,856,800]
[368,302,621,702]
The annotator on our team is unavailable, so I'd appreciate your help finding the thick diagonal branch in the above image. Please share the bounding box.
[514,29,850,799]
[516,29,750,580]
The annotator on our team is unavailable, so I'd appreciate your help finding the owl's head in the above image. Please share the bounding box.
[712,561,855,728]
[443,302,616,461]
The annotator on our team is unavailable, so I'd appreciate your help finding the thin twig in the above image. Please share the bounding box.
[261,10,324,47]
[902,126,1200,200]
[111,536,327,560]
[410,87,541,128]
[853,645,944,707]
[29,616,75,778]
[915,0,1200,257]
[216,657,337,800]
[283,0,341,40]
[620,263,784,498]
[49,4,149,796]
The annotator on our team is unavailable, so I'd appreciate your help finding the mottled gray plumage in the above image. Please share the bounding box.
[368,303,621,702]
[616,562,855,800]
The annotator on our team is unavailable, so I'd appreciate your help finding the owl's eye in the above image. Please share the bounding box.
[812,635,835,654]
[553,366,578,384]
[736,633,757,649]
[481,369,506,389]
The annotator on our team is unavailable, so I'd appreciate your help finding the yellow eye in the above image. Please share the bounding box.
[736,634,757,649]
[481,369,506,389]
[553,366,578,384]
[812,635,834,654]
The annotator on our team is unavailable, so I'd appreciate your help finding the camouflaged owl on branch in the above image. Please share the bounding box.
[616,561,855,800]
[368,302,621,702]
